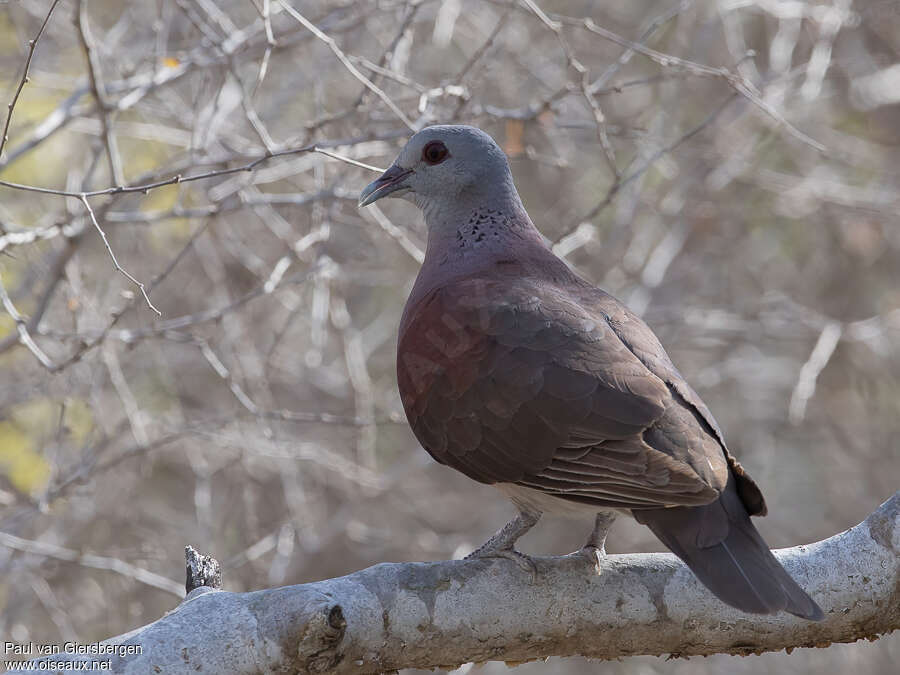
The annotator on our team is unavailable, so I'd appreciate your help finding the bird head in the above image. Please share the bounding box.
[358,125,515,212]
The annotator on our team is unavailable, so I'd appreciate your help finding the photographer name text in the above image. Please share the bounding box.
[4,642,142,658]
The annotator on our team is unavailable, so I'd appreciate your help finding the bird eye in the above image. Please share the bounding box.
[421,141,449,165]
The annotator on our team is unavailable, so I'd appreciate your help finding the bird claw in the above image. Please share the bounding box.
[460,510,540,581]
[580,513,614,570]
[465,546,538,582]
[576,544,604,572]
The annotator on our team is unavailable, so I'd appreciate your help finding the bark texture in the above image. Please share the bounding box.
[9,493,898,674]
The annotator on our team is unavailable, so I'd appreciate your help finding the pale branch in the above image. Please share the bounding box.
[8,493,898,674]
[0,274,56,368]
[518,0,826,152]
[0,531,183,597]
[0,2,397,172]
[556,91,739,241]
[0,140,383,322]
[76,0,125,187]
[276,0,417,130]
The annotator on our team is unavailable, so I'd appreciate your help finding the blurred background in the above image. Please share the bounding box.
[0,0,897,672]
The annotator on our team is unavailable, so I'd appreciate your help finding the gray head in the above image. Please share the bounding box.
[358,125,522,223]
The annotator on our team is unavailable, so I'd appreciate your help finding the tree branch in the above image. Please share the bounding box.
[0,0,63,159]
[7,493,898,674]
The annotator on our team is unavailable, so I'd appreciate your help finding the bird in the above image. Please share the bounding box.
[358,124,823,620]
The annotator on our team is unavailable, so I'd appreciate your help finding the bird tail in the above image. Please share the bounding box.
[634,482,824,620]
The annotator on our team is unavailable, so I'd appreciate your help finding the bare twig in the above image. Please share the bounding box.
[331,294,377,470]
[587,1,688,94]
[511,1,825,153]
[79,194,161,315]
[0,135,398,198]
[0,530,183,597]
[312,147,384,173]
[358,203,424,263]
[0,0,63,159]
[557,92,739,240]
[521,0,619,178]
[250,0,277,96]
[0,234,83,356]
[277,1,416,129]
[455,5,513,84]
[75,0,125,186]
[0,274,56,368]
[353,0,424,108]
[789,321,843,425]
[102,340,151,446]
[576,15,826,152]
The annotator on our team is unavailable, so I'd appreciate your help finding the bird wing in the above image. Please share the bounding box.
[397,274,731,510]
[590,292,768,515]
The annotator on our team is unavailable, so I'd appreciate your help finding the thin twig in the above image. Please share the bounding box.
[277,0,416,129]
[0,530,183,597]
[0,234,83,356]
[251,0,276,96]
[512,0,825,153]
[521,0,618,178]
[557,92,739,240]
[313,147,384,173]
[587,1,689,94]
[455,5,513,84]
[0,137,392,198]
[789,321,843,425]
[75,0,125,186]
[0,274,56,368]
[359,203,424,263]
[352,0,424,110]
[38,220,213,372]
[79,194,161,316]
[575,15,825,152]
[0,0,63,159]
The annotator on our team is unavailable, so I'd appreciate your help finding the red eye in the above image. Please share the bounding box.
[421,141,449,165]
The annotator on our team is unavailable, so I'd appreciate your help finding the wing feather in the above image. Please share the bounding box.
[398,274,734,509]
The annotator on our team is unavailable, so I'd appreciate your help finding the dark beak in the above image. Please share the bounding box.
[358,165,413,207]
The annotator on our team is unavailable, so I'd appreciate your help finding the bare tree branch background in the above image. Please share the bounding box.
[0,1,897,673]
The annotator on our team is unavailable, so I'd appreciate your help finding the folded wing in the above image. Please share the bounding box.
[397,275,730,510]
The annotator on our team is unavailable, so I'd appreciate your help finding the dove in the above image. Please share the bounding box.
[359,125,822,620]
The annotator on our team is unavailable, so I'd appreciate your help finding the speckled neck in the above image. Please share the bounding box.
[419,175,537,252]
[447,207,528,255]
[406,193,554,312]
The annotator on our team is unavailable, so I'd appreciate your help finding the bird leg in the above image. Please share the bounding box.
[582,512,616,559]
[464,510,540,578]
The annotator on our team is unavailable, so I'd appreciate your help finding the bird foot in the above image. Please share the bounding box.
[576,544,604,571]
[462,510,540,581]
[577,513,616,571]
[465,546,538,582]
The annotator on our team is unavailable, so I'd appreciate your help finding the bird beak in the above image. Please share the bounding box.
[358,165,413,207]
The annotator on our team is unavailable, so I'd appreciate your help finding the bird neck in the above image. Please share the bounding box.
[421,176,540,247]
[406,186,556,311]
[424,188,542,256]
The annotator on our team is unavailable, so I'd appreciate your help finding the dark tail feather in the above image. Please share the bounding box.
[634,484,824,620]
